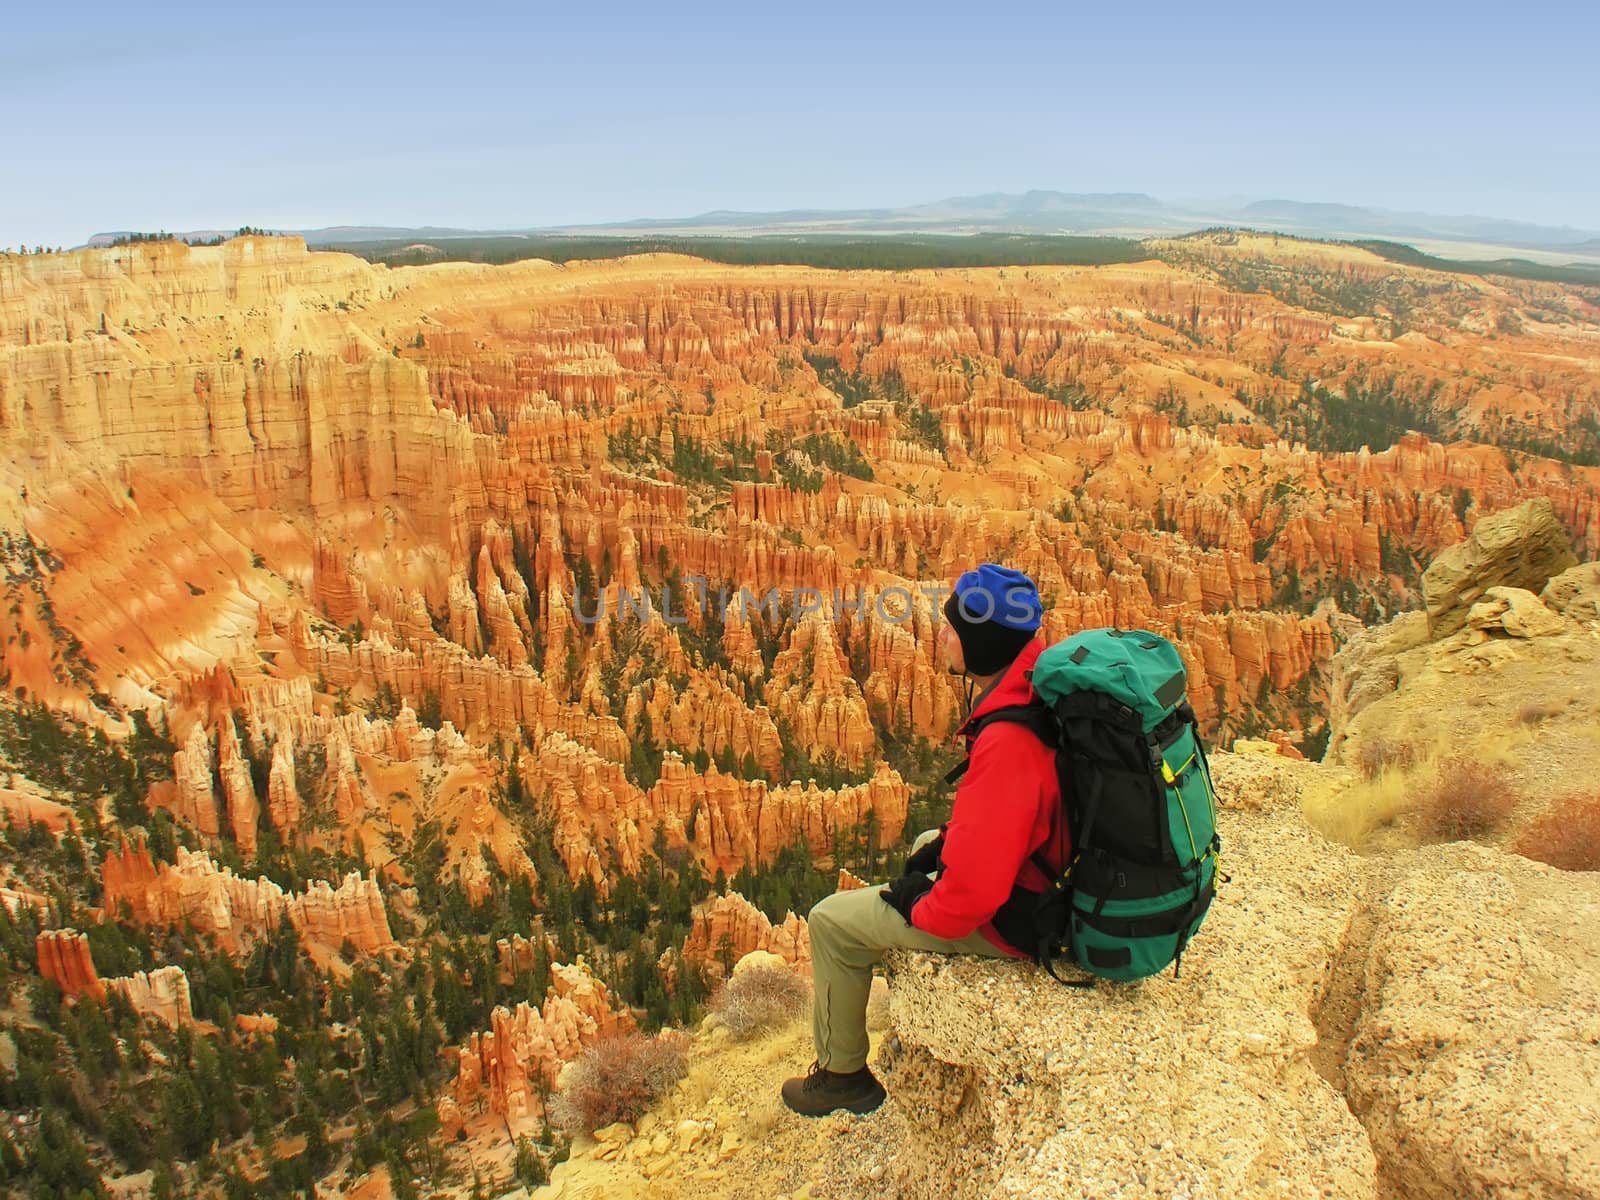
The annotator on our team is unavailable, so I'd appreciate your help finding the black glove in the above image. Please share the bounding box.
[881,871,935,926]
[904,832,946,876]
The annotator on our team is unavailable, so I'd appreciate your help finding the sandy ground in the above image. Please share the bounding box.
[537,981,901,1200]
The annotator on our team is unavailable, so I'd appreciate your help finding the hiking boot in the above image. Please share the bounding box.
[780,1061,887,1117]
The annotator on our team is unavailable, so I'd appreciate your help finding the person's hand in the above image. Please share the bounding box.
[904,832,945,876]
[880,871,934,926]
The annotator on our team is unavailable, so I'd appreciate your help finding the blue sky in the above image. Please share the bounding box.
[3,0,1595,246]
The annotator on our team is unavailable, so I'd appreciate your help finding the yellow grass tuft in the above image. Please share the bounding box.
[1305,727,1531,849]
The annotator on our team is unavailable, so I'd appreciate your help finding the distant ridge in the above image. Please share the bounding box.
[84,191,1600,259]
[1237,199,1595,248]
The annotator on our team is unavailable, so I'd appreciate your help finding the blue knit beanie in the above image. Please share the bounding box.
[953,564,1042,630]
[943,564,1042,675]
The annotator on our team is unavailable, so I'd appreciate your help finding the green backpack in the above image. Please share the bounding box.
[965,628,1222,983]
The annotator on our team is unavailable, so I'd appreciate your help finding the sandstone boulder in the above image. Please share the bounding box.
[1422,498,1577,637]
[1540,560,1600,623]
[1466,585,1567,638]
[730,950,788,979]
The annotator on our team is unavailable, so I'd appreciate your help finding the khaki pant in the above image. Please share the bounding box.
[808,830,1014,1072]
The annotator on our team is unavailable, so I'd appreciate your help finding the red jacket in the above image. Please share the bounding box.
[910,638,1068,955]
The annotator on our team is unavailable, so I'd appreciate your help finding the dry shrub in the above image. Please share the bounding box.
[1357,737,1417,781]
[1417,757,1520,841]
[711,964,809,1040]
[1514,794,1600,871]
[548,1031,690,1137]
[1516,701,1562,727]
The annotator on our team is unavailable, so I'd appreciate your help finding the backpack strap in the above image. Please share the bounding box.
[943,700,1094,984]
[942,701,1057,784]
[1040,953,1097,988]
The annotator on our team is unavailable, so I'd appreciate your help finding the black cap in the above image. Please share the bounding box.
[944,591,1034,677]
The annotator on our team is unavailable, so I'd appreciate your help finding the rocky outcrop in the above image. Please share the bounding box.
[496,932,558,983]
[680,892,810,976]
[1541,561,1600,623]
[877,763,1375,1200]
[1329,502,1596,763]
[36,928,194,1025]
[626,672,784,779]
[321,723,366,824]
[1341,844,1600,1199]
[36,929,103,1000]
[266,733,302,833]
[1421,497,1578,636]
[872,750,1600,1200]
[1324,610,1430,761]
[215,715,259,855]
[169,721,220,838]
[762,616,875,768]
[0,887,49,918]
[522,732,909,882]
[285,872,395,952]
[106,967,193,1027]
[1467,585,1567,638]
[101,836,393,953]
[449,959,635,1122]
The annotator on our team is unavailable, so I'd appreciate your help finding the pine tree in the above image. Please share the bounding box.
[515,1134,548,1186]
[150,1161,178,1200]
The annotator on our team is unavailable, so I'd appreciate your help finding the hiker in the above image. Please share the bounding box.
[780,564,1068,1117]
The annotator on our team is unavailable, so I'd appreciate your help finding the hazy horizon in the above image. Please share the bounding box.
[5,0,1596,247]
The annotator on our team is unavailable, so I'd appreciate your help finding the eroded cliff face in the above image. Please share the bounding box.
[6,239,1597,751]
[5,240,1596,902]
